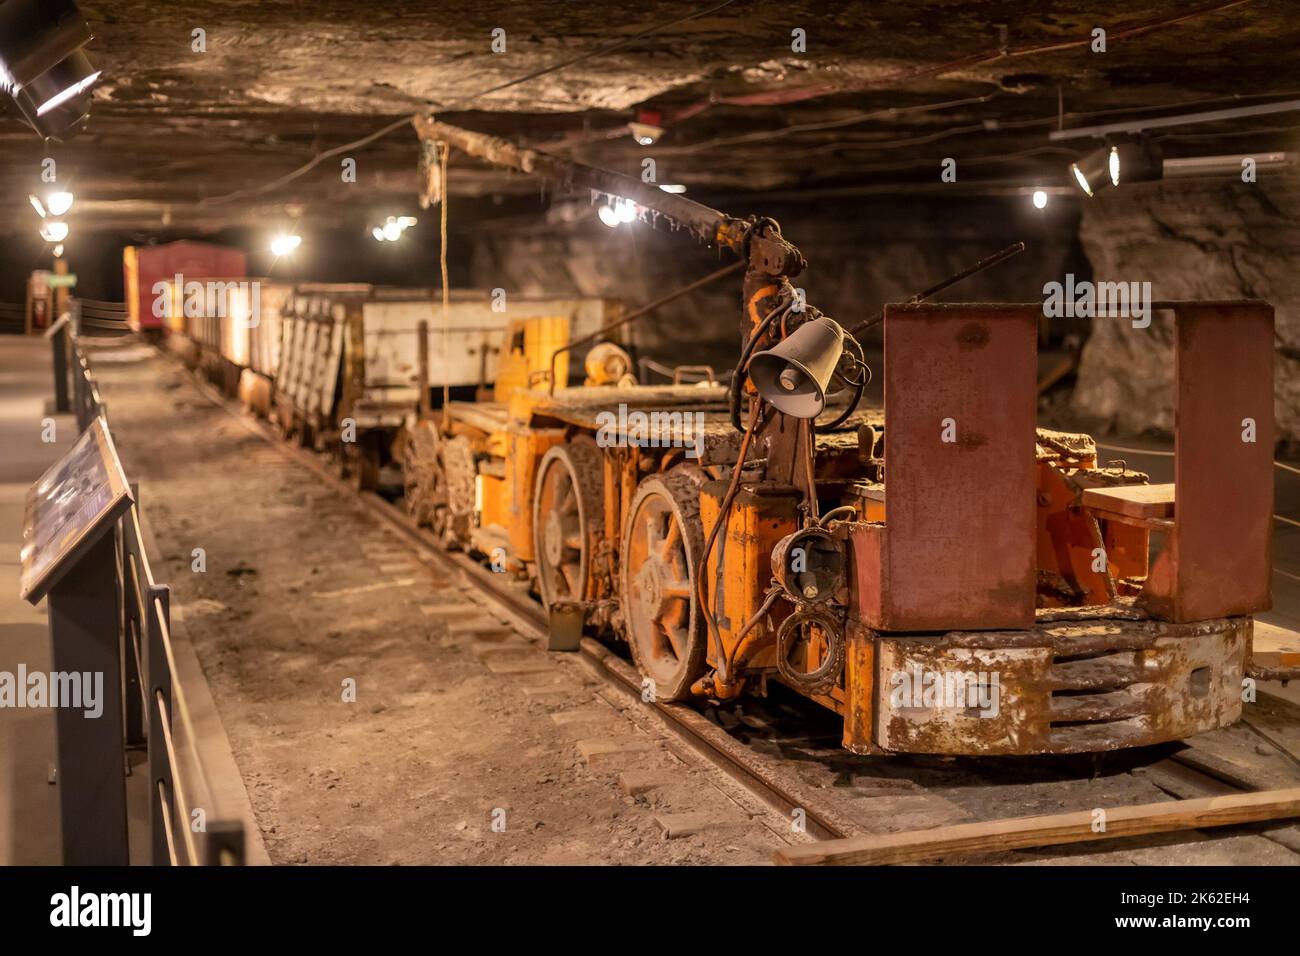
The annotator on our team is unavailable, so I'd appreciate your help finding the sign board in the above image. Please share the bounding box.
[48,273,78,288]
[19,417,133,604]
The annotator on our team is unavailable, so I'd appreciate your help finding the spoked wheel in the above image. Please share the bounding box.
[620,469,706,701]
[533,443,604,608]
[402,421,443,527]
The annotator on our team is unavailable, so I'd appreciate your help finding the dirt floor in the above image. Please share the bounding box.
[95,349,793,865]
[91,345,1300,866]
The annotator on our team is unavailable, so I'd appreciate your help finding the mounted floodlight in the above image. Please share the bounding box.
[0,0,101,141]
[1069,146,1111,197]
[1109,139,1164,187]
[749,317,847,419]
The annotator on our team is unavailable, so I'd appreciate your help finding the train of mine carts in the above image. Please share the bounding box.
[125,234,1296,760]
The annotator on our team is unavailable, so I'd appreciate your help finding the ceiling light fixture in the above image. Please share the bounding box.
[0,0,102,141]
[40,220,69,242]
[46,190,73,215]
[371,215,417,241]
[270,233,301,257]
[1032,189,1048,209]
[1069,146,1110,197]
[628,107,665,146]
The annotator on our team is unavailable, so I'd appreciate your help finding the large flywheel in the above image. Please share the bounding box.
[619,468,706,701]
[532,442,604,608]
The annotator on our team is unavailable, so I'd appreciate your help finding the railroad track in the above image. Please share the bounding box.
[143,346,1300,864]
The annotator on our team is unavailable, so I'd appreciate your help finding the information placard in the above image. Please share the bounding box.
[19,416,133,603]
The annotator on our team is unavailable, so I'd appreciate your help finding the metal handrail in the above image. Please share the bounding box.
[60,330,246,866]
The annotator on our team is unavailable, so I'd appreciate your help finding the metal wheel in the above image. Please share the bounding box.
[620,468,706,701]
[532,443,604,608]
[402,421,442,527]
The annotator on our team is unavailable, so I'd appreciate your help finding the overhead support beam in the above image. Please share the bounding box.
[1048,97,1300,141]
[411,115,750,253]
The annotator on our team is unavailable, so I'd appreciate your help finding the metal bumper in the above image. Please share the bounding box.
[847,615,1248,756]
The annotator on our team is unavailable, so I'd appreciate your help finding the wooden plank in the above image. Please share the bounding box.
[774,786,1300,866]
[1252,621,1300,666]
[1081,482,1175,519]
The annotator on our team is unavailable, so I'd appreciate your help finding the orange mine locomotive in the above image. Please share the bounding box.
[162,120,1292,759]
[399,120,1288,757]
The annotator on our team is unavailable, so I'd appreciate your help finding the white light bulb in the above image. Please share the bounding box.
[616,199,636,223]
[29,195,46,218]
[1032,189,1048,209]
[372,227,386,241]
[597,205,620,228]
[40,221,69,242]
[271,234,301,257]
[382,221,402,241]
[53,244,65,258]
[1108,146,1121,186]
[659,184,686,194]
[47,192,74,216]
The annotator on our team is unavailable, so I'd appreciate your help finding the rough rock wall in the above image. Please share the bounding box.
[468,194,1084,376]
[1072,177,1300,443]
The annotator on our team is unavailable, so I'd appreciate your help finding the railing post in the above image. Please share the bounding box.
[45,532,130,865]
[121,489,145,748]
[146,583,174,865]
[204,820,246,866]
[51,320,70,412]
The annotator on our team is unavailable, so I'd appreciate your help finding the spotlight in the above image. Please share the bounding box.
[749,317,847,419]
[1069,146,1110,197]
[270,234,301,257]
[29,194,46,217]
[597,204,620,228]
[1032,189,1048,209]
[1108,139,1164,187]
[39,220,69,242]
[615,198,637,223]
[382,220,402,241]
[46,190,73,215]
[371,226,386,242]
[1071,139,1163,196]
[0,0,102,141]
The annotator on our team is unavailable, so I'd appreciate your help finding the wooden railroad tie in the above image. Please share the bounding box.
[774,786,1300,866]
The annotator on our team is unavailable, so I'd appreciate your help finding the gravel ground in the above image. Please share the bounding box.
[94,349,782,865]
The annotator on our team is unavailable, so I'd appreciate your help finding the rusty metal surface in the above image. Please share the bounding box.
[1140,301,1274,622]
[872,615,1247,755]
[860,303,1039,632]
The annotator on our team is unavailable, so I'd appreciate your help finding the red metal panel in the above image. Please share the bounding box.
[873,303,1038,631]
[1141,301,1274,621]
[130,241,247,331]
